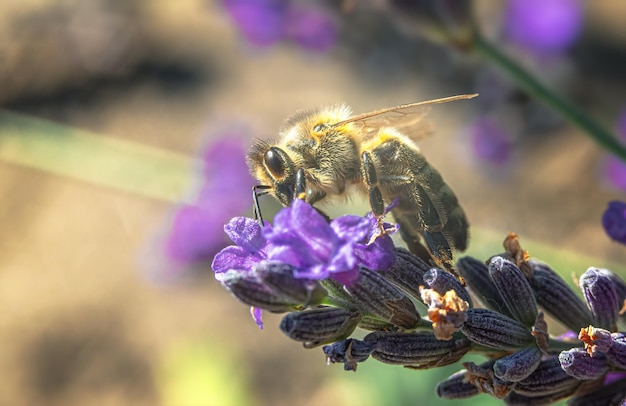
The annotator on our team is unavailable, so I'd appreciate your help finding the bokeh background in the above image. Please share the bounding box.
[1,1,626,405]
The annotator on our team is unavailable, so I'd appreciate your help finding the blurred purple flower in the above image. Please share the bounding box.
[212,199,396,286]
[504,0,583,56]
[165,136,255,266]
[165,205,227,264]
[468,116,513,166]
[603,156,626,191]
[222,0,337,52]
[285,5,338,53]
[602,201,626,245]
[221,0,288,47]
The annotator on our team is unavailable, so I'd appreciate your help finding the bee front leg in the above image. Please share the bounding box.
[361,151,387,237]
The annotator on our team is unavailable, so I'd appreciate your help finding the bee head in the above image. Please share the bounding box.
[247,142,297,206]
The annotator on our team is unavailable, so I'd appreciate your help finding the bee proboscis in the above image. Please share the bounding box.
[247,94,477,279]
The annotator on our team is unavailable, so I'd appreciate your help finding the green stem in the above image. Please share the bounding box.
[472,33,626,161]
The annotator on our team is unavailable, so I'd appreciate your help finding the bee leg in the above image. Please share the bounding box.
[424,230,465,284]
[361,151,387,235]
[252,185,272,226]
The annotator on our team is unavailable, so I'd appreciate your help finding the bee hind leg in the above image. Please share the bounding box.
[361,151,387,237]
[424,230,465,284]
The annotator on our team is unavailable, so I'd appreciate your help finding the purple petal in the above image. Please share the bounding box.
[224,217,268,252]
[326,243,359,275]
[251,306,264,329]
[212,245,263,274]
[293,264,328,280]
[265,199,335,259]
[330,215,371,242]
[330,267,360,286]
[266,244,312,269]
[355,234,397,271]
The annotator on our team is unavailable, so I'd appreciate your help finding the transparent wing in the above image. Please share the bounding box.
[331,94,477,140]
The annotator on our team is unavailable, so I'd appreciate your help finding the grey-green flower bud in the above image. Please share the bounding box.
[364,331,471,368]
[559,348,609,381]
[436,368,481,400]
[607,332,626,369]
[512,356,581,397]
[493,346,543,382]
[280,307,362,348]
[462,308,534,350]
[219,270,300,312]
[255,261,327,305]
[322,338,374,371]
[424,267,473,307]
[528,260,593,332]
[345,268,420,329]
[381,248,430,300]
[580,267,620,332]
[489,257,538,326]
[457,256,513,318]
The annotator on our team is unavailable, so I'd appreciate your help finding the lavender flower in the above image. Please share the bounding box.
[504,0,583,56]
[212,199,397,326]
[211,203,626,405]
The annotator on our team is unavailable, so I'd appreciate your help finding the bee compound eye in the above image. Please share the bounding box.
[263,148,285,179]
[313,123,327,133]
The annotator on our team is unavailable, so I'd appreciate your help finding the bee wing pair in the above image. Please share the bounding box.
[332,94,478,140]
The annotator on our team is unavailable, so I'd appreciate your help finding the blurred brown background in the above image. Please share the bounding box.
[1,1,626,405]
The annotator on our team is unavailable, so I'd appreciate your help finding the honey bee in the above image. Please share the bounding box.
[247,94,477,279]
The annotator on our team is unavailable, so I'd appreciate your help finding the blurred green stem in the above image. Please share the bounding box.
[472,33,626,161]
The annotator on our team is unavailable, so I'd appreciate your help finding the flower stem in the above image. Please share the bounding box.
[472,33,626,161]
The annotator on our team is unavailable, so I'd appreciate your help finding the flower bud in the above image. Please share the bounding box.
[218,270,300,312]
[568,374,626,406]
[580,267,620,331]
[488,257,538,326]
[255,261,327,305]
[344,268,420,329]
[322,338,375,371]
[462,308,534,350]
[280,307,362,348]
[607,332,626,369]
[463,360,511,398]
[596,268,626,327]
[528,260,593,331]
[357,315,398,332]
[381,248,430,299]
[424,267,473,307]
[504,388,580,406]
[559,348,609,380]
[436,368,481,400]
[421,287,469,340]
[457,256,513,318]
[513,356,581,397]
[493,346,543,382]
[579,325,613,355]
[364,331,471,368]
